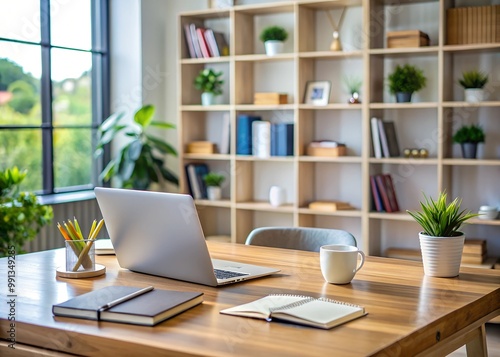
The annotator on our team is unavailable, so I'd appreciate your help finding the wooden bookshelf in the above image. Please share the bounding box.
[178,0,500,258]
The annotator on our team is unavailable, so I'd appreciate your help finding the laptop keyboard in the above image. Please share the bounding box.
[214,269,249,280]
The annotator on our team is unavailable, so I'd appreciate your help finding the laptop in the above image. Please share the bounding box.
[94,187,280,286]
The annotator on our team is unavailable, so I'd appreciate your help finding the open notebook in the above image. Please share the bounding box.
[220,294,366,330]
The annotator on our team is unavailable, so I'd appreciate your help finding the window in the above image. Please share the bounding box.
[0,0,109,194]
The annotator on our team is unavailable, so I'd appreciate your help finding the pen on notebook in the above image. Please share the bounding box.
[98,286,154,313]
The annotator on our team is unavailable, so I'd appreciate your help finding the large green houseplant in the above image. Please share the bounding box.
[452,124,485,159]
[0,167,53,257]
[407,192,477,277]
[387,64,426,103]
[95,104,178,190]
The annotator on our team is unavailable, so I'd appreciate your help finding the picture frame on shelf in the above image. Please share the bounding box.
[304,81,331,106]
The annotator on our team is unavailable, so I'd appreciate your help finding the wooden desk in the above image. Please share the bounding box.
[1,242,499,356]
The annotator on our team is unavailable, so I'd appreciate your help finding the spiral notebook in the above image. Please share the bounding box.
[220,294,366,330]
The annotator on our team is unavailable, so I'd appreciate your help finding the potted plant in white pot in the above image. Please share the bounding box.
[194,68,224,106]
[259,26,288,56]
[387,64,426,103]
[407,192,477,277]
[452,124,485,159]
[203,172,225,201]
[458,69,488,102]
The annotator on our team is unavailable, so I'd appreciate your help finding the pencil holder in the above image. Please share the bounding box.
[66,239,95,272]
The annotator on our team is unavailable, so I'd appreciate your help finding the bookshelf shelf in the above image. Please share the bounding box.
[178,0,500,258]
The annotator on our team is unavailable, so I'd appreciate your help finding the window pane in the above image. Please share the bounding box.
[50,0,92,50]
[52,48,92,126]
[0,42,42,125]
[0,0,41,42]
[54,128,94,188]
[0,129,42,192]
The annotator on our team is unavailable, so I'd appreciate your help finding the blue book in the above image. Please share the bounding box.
[274,123,294,156]
[236,115,261,155]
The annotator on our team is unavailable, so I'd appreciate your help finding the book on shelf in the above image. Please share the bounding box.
[252,121,271,158]
[213,31,229,56]
[189,23,203,58]
[185,163,209,199]
[381,121,400,158]
[196,27,211,58]
[220,294,366,330]
[219,112,230,154]
[236,115,261,155]
[271,122,294,156]
[370,117,382,159]
[369,175,383,212]
[203,29,218,57]
[53,286,204,326]
[383,174,400,212]
[373,174,399,213]
[95,239,115,255]
[183,23,196,58]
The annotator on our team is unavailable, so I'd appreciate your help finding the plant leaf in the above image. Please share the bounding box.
[134,104,155,128]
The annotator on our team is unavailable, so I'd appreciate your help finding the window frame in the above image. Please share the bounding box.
[0,0,110,195]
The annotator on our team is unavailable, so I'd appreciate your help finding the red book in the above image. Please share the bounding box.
[196,28,211,58]
[375,174,393,212]
[383,174,400,212]
[370,175,383,212]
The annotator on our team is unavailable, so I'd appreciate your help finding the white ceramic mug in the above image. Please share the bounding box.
[320,245,365,284]
[269,186,286,207]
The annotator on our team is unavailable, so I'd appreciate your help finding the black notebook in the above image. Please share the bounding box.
[52,286,203,326]
[220,294,366,330]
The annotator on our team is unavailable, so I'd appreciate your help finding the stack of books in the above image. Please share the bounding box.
[370,174,400,213]
[183,23,229,59]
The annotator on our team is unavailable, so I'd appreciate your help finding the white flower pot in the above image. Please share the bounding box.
[201,92,215,106]
[419,232,465,277]
[464,88,484,102]
[207,186,221,201]
[264,41,284,56]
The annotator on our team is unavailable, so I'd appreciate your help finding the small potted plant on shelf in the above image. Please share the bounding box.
[194,68,224,106]
[452,124,485,159]
[203,172,225,201]
[343,75,362,104]
[387,64,426,103]
[259,26,288,56]
[407,192,477,277]
[458,69,488,103]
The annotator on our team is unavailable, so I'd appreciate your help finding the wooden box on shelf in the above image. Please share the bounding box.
[187,141,216,154]
[306,144,346,157]
[386,30,430,48]
[253,92,288,105]
[308,201,354,211]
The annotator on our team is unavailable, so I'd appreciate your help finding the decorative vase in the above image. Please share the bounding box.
[349,92,360,104]
[419,232,465,277]
[460,142,477,159]
[264,40,284,56]
[207,186,221,201]
[464,88,484,103]
[395,92,412,103]
[269,186,286,207]
[201,92,214,106]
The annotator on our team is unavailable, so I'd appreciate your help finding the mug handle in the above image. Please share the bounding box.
[355,251,365,272]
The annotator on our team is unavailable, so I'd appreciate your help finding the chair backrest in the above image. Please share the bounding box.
[245,227,357,252]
